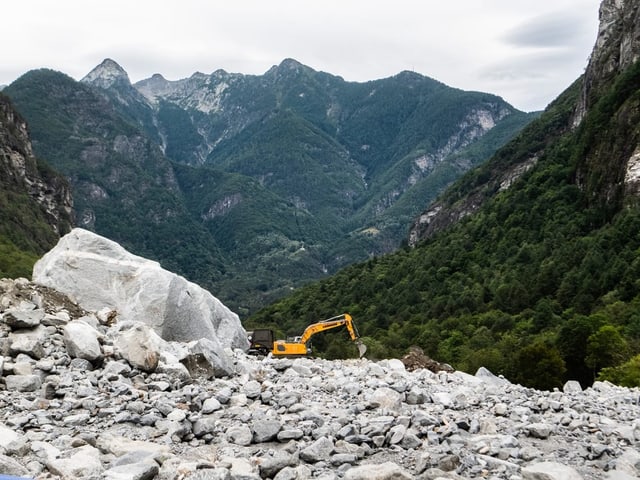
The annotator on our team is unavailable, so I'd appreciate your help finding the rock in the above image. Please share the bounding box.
[3,307,44,328]
[63,319,103,362]
[368,387,402,410]
[5,374,41,392]
[181,338,235,378]
[343,461,412,480]
[46,445,104,479]
[8,325,47,359]
[527,423,553,439]
[522,461,584,480]
[300,436,334,463]
[563,380,583,393]
[258,451,296,478]
[0,453,30,477]
[114,323,162,372]
[103,462,160,480]
[252,419,282,443]
[475,366,509,386]
[226,425,253,446]
[33,228,247,347]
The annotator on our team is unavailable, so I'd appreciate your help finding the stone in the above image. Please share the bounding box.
[8,325,47,359]
[180,338,235,378]
[343,461,412,480]
[226,425,253,446]
[252,419,282,443]
[527,423,553,439]
[114,323,162,372]
[63,319,103,362]
[300,436,334,463]
[103,462,159,480]
[367,387,402,410]
[46,445,104,479]
[3,307,45,328]
[563,380,583,394]
[33,228,247,347]
[5,374,41,392]
[0,453,30,477]
[522,461,584,480]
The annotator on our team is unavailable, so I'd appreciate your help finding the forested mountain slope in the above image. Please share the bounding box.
[0,93,72,278]
[4,61,532,315]
[248,0,640,389]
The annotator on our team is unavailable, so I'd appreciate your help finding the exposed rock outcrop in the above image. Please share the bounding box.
[1,276,639,480]
[0,93,73,240]
[32,228,247,349]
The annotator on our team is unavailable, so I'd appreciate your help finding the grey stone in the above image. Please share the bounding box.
[202,397,222,414]
[522,461,584,480]
[258,451,296,478]
[3,307,45,328]
[8,326,47,359]
[563,380,583,394]
[181,338,235,379]
[300,436,334,463]
[103,462,160,480]
[343,462,412,480]
[114,323,162,372]
[63,319,103,362]
[46,445,104,479]
[226,425,253,446]
[0,453,30,477]
[5,374,41,392]
[252,419,282,443]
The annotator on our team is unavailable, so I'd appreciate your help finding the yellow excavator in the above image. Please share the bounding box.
[247,313,367,358]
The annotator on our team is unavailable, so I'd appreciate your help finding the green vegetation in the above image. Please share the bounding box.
[4,62,531,314]
[249,63,640,389]
[0,93,71,278]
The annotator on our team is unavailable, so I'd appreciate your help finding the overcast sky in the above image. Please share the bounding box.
[1,0,601,112]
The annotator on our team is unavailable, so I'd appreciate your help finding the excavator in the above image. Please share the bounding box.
[247,313,367,358]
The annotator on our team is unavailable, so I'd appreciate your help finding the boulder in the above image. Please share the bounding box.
[63,319,103,362]
[33,228,247,348]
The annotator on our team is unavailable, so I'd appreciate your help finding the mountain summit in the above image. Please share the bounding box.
[81,58,131,89]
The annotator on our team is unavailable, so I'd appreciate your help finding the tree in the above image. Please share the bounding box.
[513,341,566,391]
[585,325,629,379]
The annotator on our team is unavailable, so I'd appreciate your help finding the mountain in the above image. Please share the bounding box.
[4,59,533,315]
[248,0,640,389]
[0,93,72,278]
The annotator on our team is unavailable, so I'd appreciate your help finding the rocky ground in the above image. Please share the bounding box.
[1,277,640,480]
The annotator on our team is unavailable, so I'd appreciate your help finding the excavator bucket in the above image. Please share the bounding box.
[356,340,367,358]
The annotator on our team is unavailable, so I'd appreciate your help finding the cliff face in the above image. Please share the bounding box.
[409,0,640,245]
[0,93,73,256]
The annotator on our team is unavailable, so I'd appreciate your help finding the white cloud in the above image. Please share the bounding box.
[0,0,601,111]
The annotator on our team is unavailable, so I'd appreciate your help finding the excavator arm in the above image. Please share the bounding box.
[270,313,367,358]
[299,313,367,357]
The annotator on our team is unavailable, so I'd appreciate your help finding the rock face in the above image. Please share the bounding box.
[1,277,640,480]
[32,228,247,349]
[0,93,73,245]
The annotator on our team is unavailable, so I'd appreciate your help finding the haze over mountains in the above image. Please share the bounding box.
[2,59,534,315]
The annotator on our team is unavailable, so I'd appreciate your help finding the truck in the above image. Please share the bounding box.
[247,313,367,358]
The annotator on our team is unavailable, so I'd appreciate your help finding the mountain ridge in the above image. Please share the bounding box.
[5,58,534,315]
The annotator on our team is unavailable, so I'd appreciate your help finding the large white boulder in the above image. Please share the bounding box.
[33,228,247,349]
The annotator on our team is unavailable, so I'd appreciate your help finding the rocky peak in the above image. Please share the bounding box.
[574,0,640,124]
[81,58,131,89]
